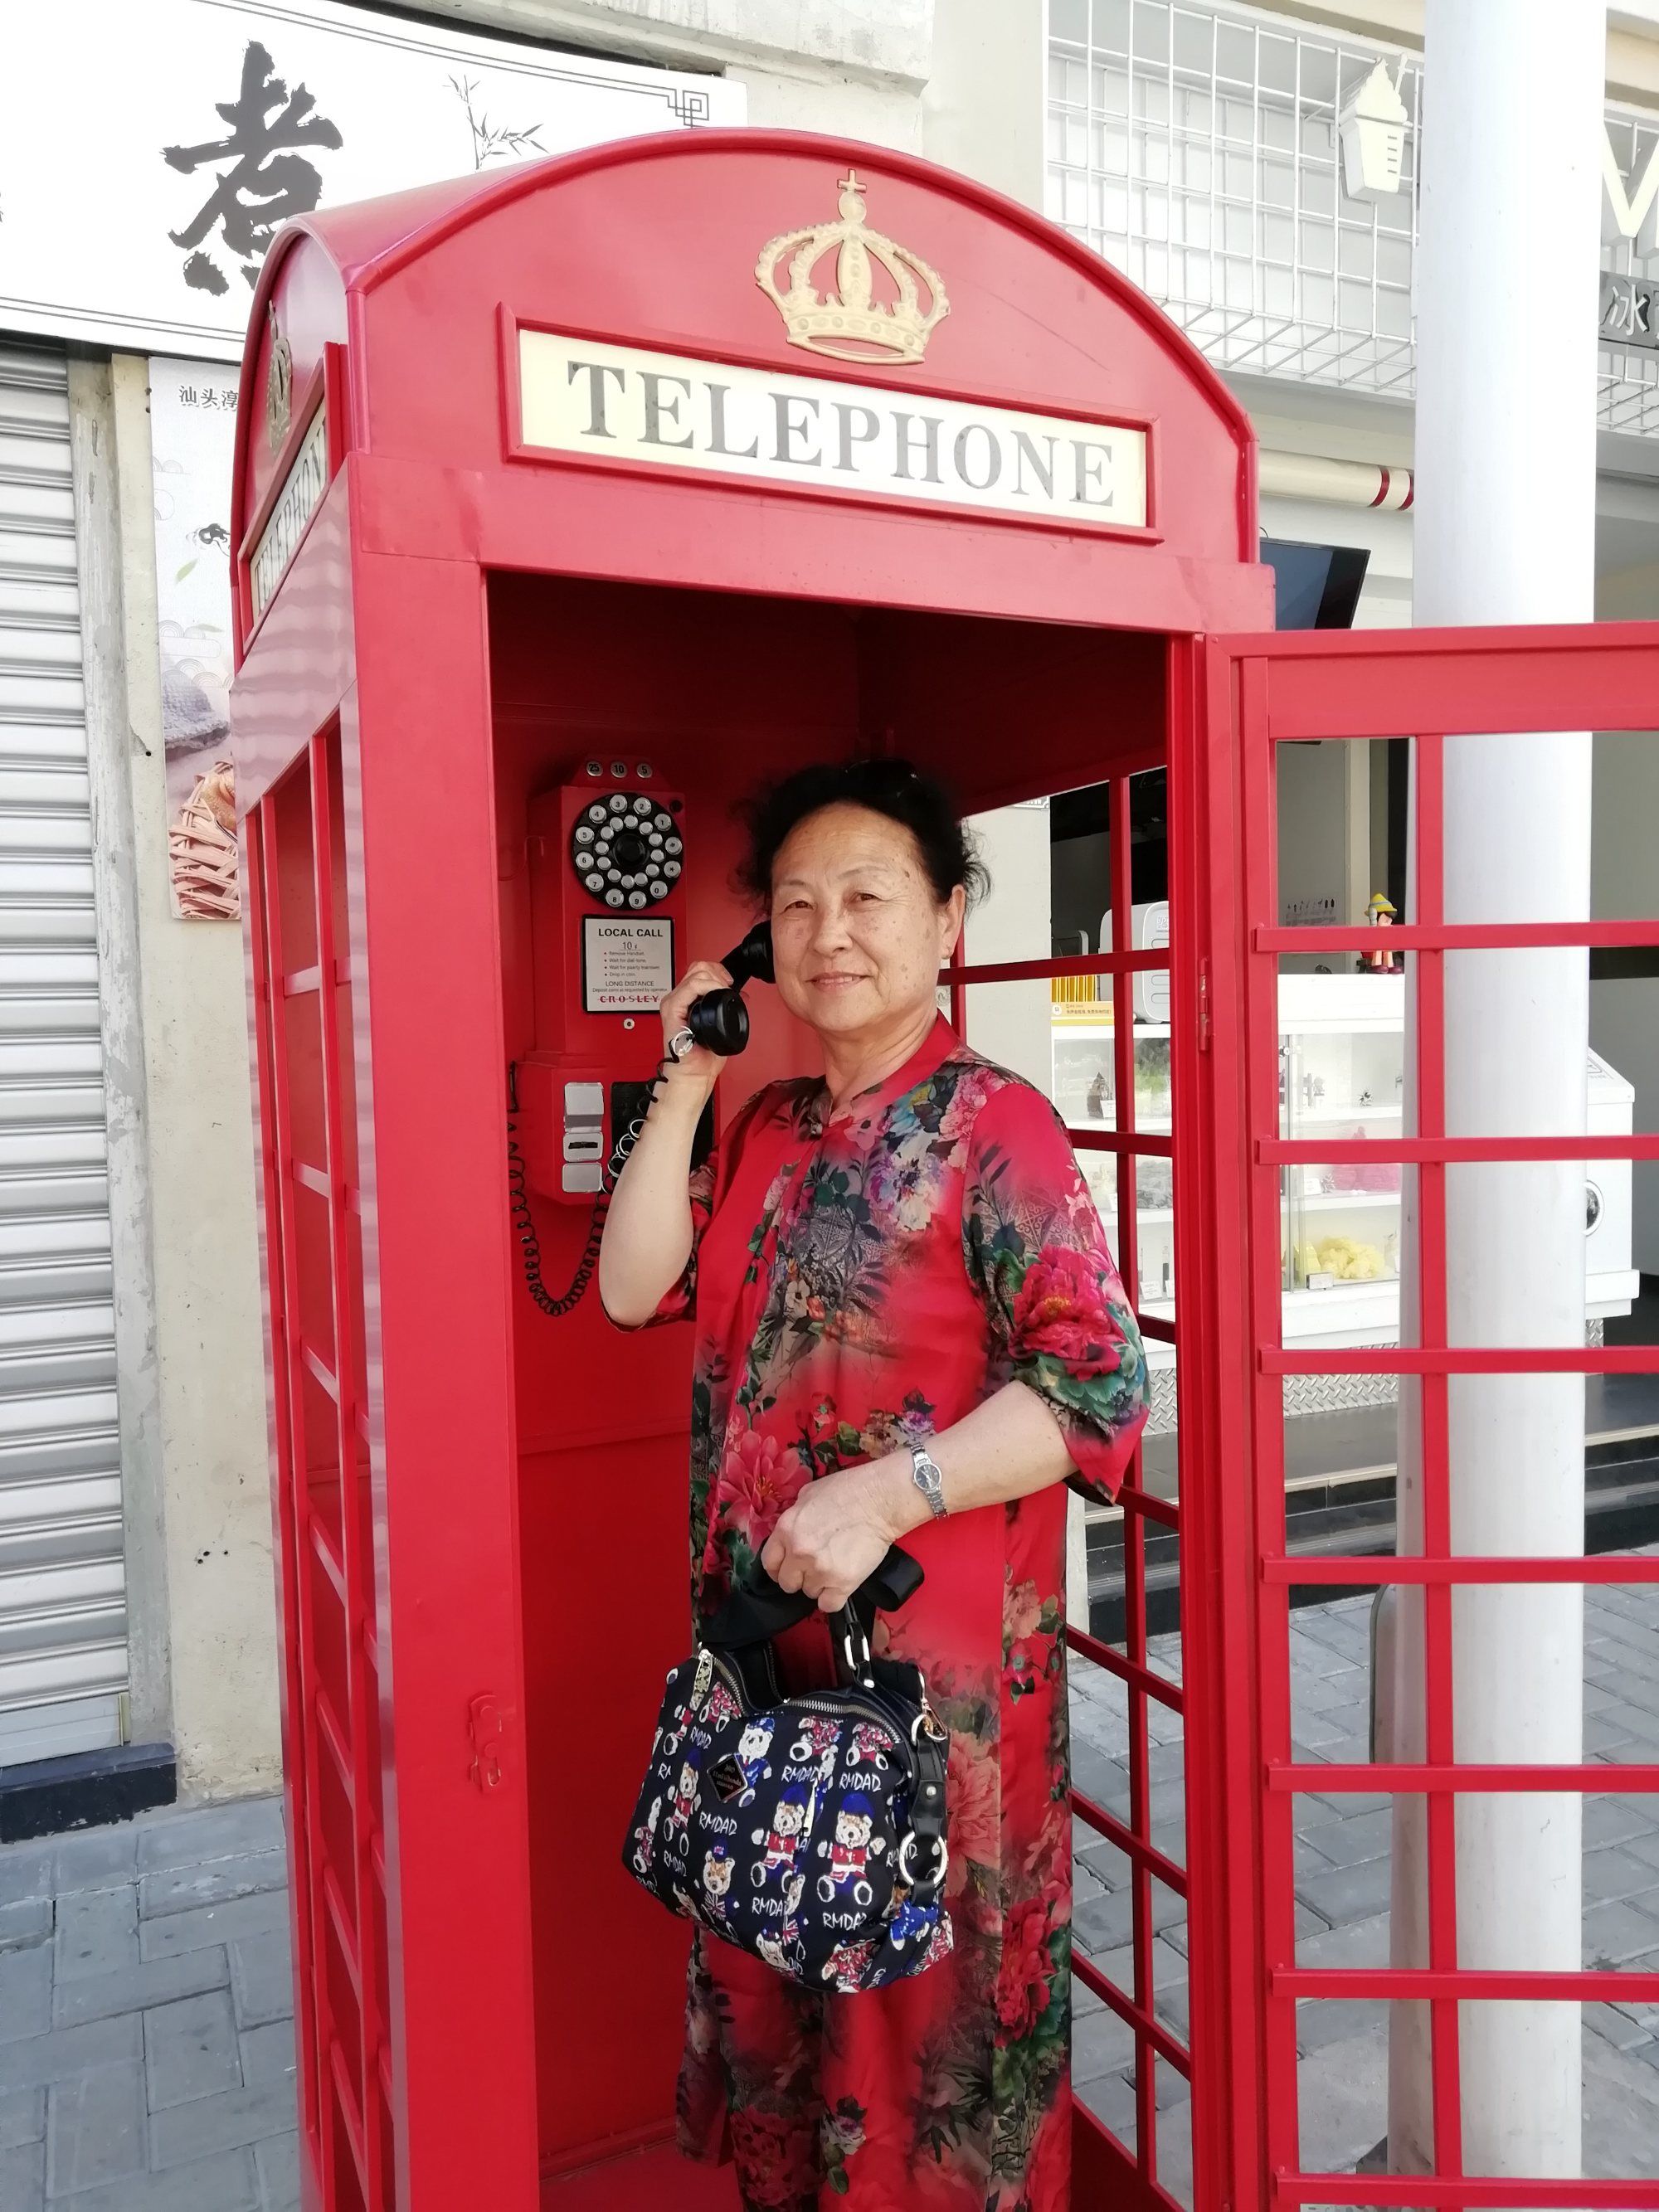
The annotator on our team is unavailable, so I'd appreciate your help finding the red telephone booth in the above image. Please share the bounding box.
[229,130,1659,2212]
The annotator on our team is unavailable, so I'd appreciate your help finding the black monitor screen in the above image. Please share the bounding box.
[1262,537,1371,630]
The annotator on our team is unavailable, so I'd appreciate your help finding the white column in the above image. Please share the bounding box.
[1389,0,1603,2180]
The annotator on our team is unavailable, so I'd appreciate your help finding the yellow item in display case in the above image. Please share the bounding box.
[1313,1234,1384,1281]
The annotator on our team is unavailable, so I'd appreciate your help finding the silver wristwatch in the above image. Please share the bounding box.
[909,1445,947,1520]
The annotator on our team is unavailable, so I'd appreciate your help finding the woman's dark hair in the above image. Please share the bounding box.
[733,757,990,912]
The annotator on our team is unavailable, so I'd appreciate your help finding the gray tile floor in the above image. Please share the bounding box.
[2,1571,1656,2209]
[0,1795,296,2211]
[1069,1570,1659,2201]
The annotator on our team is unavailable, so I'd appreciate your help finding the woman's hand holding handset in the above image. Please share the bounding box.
[596,955,727,1325]
[658,960,733,1094]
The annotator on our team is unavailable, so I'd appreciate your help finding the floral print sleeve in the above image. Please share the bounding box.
[962,1078,1151,1501]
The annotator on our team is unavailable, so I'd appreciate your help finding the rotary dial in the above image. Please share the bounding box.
[572,794,679,909]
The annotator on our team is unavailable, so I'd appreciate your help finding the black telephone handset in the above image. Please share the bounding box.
[679,921,775,1058]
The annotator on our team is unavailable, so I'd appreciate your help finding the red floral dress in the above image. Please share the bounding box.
[635,1015,1148,2211]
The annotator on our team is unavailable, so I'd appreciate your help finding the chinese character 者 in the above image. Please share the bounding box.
[163,40,342,297]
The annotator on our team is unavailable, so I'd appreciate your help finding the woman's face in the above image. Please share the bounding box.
[768,803,965,1045]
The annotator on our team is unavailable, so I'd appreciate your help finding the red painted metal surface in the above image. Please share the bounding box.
[226,119,1659,2212]
[246,736,394,2211]
[225,129,1277,2211]
[227,121,1659,2212]
[1204,625,1659,2212]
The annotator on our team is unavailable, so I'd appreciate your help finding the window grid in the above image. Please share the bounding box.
[1048,0,1659,435]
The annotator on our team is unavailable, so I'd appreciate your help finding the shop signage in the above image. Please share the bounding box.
[1603,125,1659,244]
[518,333,1148,531]
[1601,271,1659,352]
[251,406,330,620]
[0,0,743,359]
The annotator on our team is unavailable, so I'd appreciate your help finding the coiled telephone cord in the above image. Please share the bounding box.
[506,1056,676,1318]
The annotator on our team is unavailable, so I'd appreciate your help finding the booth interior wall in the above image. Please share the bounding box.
[491,572,861,2170]
[0,338,128,1768]
[486,571,1194,2192]
[247,730,390,2212]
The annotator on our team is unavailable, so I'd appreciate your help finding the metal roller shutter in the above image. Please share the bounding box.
[0,340,126,1767]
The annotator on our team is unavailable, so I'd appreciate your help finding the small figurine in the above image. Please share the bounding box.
[1362,892,1399,974]
[1086,1072,1107,1120]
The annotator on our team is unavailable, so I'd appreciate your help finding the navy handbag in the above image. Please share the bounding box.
[622,1548,952,1994]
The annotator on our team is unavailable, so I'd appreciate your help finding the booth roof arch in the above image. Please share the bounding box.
[230,129,1268,659]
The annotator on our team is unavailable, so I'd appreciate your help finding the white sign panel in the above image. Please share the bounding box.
[518,334,1150,531]
[151,358,242,919]
[251,406,330,619]
[582,916,675,1014]
[0,0,744,360]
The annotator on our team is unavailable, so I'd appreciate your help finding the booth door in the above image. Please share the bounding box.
[1193,622,1659,2212]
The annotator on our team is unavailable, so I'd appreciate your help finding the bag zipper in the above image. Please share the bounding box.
[703,1652,917,1781]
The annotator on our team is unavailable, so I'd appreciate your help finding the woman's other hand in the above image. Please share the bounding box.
[761,1457,918,1613]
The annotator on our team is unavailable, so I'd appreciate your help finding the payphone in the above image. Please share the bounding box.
[513,759,688,1204]
[508,755,774,1312]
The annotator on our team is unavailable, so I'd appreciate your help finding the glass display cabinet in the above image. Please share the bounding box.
[1053,970,1638,1372]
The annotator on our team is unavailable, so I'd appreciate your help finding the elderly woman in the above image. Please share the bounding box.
[599,759,1149,2212]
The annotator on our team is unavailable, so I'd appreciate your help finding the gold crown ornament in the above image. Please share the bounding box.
[756,172,949,366]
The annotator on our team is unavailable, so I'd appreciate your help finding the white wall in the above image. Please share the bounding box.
[413,0,1050,160]
[1275,737,1374,968]
[962,805,1054,1091]
[922,0,1047,199]
[111,357,280,1801]
[405,0,933,143]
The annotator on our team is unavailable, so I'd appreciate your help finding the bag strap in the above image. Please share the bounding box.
[703,1544,923,1661]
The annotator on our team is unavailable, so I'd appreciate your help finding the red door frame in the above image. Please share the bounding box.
[943,694,1209,2210]
[1199,622,1659,2212]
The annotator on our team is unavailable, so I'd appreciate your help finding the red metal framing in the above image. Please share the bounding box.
[228,132,1283,2211]
[252,781,338,2206]
[936,760,1199,2209]
[936,765,1195,2204]
[1215,625,1659,2212]
[249,737,392,2212]
[310,734,392,2207]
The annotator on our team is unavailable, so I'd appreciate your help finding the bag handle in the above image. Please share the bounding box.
[703,1544,922,1655]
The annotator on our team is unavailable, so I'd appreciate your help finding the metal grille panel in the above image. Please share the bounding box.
[0,341,124,1761]
[249,736,391,2210]
[1221,627,1659,2210]
[951,761,1192,2209]
[1048,0,1659,434]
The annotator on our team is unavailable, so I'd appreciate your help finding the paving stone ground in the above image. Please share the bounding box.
[0,1796,295,2211]
[2,1567,1656,2208]
[1069,1563,1659,2203]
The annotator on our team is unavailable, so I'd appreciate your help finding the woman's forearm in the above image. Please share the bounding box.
[868,1381,1075,1539]
[761,1380,1079,1608]
[596,1067,713,1325]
